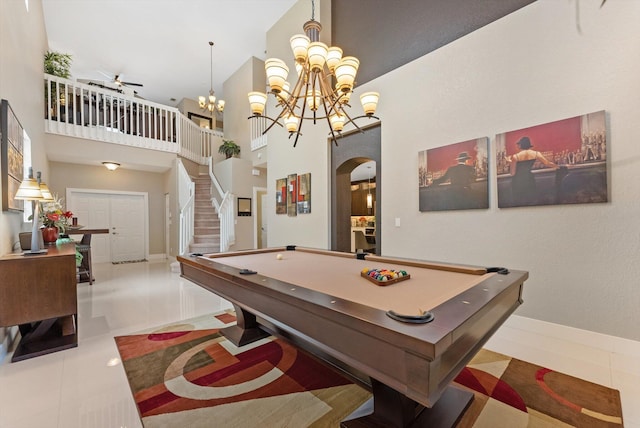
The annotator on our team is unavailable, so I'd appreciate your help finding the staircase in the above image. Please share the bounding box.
[189,176,221,254]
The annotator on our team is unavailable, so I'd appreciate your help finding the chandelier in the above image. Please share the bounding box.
[199,41,225,115]
[247,0,379,147]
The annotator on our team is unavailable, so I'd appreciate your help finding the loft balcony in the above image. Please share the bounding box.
[44,74,223,167]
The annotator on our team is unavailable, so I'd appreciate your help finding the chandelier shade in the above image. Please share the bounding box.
[247,0,379,147]
[199,41,225,115]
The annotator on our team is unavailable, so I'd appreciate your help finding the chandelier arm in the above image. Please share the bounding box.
[247,114,284,129]
[293,84,310,148]
[318,87,340,146]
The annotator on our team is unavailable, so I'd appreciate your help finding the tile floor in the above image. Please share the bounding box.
[0,259,638,428]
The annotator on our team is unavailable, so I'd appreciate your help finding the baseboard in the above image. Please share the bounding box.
[147,253,167,261]
[499,315,640,357]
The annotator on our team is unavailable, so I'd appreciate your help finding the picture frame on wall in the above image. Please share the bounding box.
[1,99,25,212]
[287,173,297,217]
[418,137,489,212]
[275,178,287,214]
[237,197,251,216]
[496,110,607,208]
[187,112,213,129]
[297,173,311,214]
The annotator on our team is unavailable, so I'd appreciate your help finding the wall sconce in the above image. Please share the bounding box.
[102,162,120,171]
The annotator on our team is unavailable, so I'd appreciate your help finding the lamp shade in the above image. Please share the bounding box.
[38,181,54,201]
[265,58,289,93]
[360,92,380,116]
[217,100,225,112]
[326,47,343,73]
[290,34,310,63]
[330,113,345,132]
[307,41,328,72]
[335,56,359,92]
[248,92,267,116]
[306,89,321,111]
[14,177,44,200]
[284,114,299,133]
[198,96,206,108]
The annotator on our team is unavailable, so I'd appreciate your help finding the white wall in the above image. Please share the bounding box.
[354,0,639,341]
[264,0,332,248]
[0,0,49,359]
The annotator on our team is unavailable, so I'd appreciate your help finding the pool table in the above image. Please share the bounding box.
[178,246,527,427]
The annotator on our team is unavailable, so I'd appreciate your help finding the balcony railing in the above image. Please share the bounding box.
[44,74,222,164]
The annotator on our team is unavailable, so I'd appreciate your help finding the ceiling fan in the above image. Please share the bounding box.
[112,74,143,88]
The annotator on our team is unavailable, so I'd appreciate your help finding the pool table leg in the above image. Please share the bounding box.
[341,379,473,428]
[221,303,270,346]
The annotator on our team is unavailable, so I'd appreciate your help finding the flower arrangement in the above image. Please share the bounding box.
[40,194,73,233]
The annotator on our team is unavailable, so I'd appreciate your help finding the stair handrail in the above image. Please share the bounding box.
[176,159,195,255]
[206,157,235,252]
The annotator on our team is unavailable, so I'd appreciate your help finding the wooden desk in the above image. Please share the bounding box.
[66,228,109,283]
[0,243,78,362]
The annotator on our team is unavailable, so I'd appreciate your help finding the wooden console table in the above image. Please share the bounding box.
[0,243,78,362]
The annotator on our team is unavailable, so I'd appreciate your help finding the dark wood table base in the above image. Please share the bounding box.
[341,381,473,428]
[13,315,78,362]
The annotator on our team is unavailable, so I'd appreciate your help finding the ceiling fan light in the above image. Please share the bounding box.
[265,58,289,93]
[360,92,380,116]
[307,41,328,72]
[335,56,359,92]
[248,91,267,116]
[326,47,343,74]
[290,34,310,63]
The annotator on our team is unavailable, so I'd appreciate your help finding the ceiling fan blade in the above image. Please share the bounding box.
[121,81,144,87]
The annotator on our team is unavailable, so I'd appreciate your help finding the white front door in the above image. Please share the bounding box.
[67,189,148,263]
[110,194,146,263]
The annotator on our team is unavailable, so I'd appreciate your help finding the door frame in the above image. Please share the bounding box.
[66,188,150,262]
[331,124,381,254]
[253,186,267,249]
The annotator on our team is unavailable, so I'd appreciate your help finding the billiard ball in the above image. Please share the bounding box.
[276,253,283,260]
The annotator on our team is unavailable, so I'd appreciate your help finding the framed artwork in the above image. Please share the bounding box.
[297,173,311,214]
[237,197,251,216]
[418,137,489,211]
[287,173,297,217]
[496,110,607,208]
[275,178,287,214]
[1,99,25,212]
[187,112,213,129]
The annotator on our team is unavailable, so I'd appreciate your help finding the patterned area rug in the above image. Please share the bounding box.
[115,312,623,427]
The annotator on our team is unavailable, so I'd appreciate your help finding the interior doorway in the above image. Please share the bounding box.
[331,124,381,254]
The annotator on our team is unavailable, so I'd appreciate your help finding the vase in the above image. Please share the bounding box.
[42,226,59,244]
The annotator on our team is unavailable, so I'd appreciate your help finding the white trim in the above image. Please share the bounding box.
[253,186,267,249]
[66,188,150,261]
[148,253,167,261]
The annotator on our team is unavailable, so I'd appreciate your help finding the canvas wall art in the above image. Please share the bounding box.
[287,173,297,217]
[418,138,489,211]
[1,99,25,212]
[297,173,311,214]
[496,110,607,208]
[275,178,287,214]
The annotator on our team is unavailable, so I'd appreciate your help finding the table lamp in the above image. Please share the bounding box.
[14,168,53,255]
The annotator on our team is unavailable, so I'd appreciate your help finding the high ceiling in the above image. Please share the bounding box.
[42,0,298,106]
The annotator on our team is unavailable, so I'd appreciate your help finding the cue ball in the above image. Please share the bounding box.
[276,253,283,260]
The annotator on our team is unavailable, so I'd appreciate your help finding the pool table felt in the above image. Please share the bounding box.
[203,250,494,316]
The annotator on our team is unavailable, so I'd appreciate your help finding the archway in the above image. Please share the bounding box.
[331,124,381,254]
